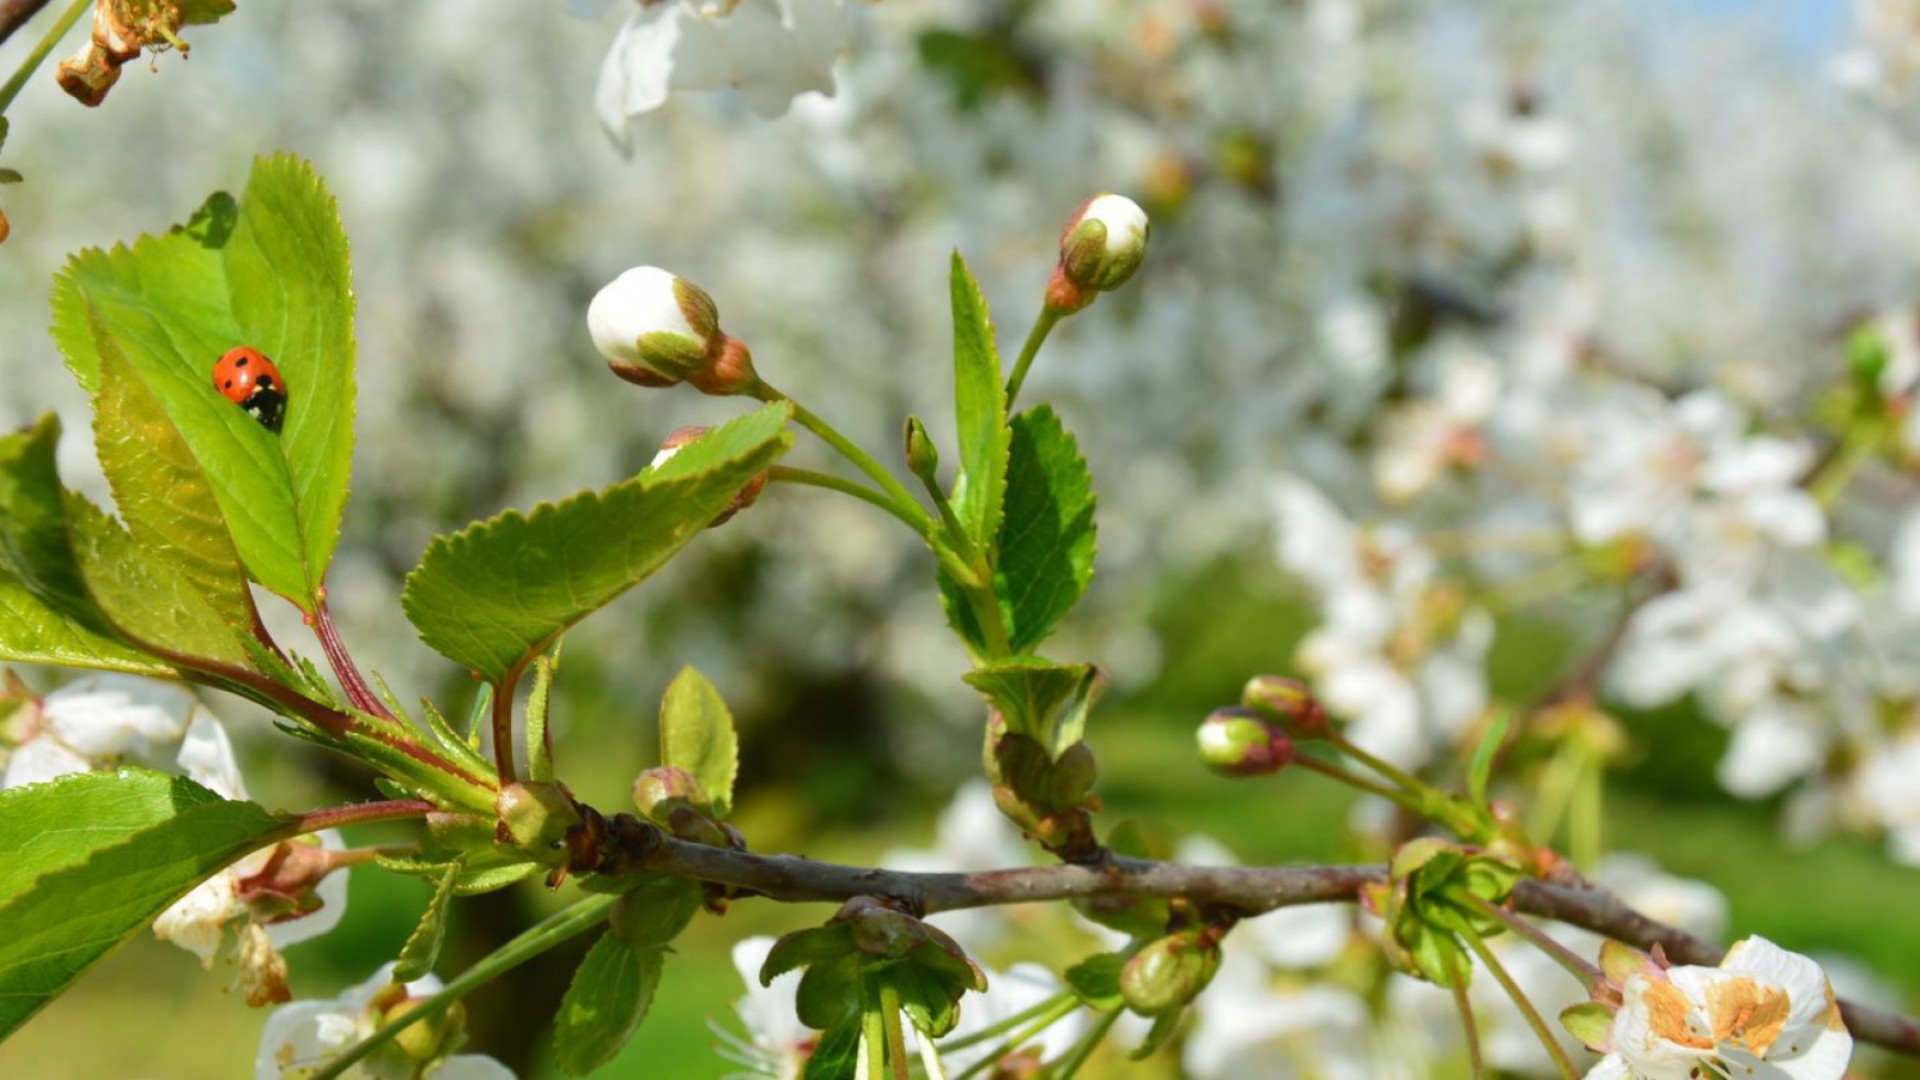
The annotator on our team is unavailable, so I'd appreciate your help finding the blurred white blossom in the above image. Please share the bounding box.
[593,0,845,143]
[256,963,514,1080]
[0,674,193,788]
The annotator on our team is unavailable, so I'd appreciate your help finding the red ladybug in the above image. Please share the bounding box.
[212,346,286,433]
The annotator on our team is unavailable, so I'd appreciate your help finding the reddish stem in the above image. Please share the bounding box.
[292,798,434,835]
[312,600,396,720]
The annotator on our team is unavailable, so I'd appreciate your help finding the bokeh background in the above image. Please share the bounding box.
[3,0,1919,1076]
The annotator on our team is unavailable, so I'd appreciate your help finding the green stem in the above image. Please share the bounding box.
[1004,307,1062,407]
[879,983,911,1080]
[1048,1008,1120,1080]
[939,990,1074,1052]
[954,996,1081,1080]
[1809,420,1882,508]
[1443,946,1485,1079]
[1325,730,1427,796]
[1452,917,1582,1080]
[863,1000,887,1080]
[769,467,983,589]
[0,0,86,114]
[1571,754,1603,871]
[1452,890,1605,990]
[755,381,935,536]
[770,465,929,535]
[308,894,616,1080]
[1293,752,1427,815]
[962,579,1014,659]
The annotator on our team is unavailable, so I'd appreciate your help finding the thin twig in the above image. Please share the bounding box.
[0,0,55,51]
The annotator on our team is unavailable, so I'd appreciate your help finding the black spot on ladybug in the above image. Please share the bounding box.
[234,356,249,367]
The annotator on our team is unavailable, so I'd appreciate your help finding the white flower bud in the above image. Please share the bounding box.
[1060,193,1150,292]
[588,266,720,387]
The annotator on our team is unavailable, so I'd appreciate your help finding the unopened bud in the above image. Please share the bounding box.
[1047,194,1149,315]
[1196,706,1293,776]
[1240,675,1328,740]
[632,765,711,823]
[384,996,466,1064]
[495,781,581,868]
[1120,931,1220,1016]
[687,334,759,396]
[904,416,940,485]
[649,426,768,525]
[589,266,721,388]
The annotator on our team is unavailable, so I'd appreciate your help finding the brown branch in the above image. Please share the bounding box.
[620,829,1920,1058]
[1516,879,1920,1057]
[0,0,54,49]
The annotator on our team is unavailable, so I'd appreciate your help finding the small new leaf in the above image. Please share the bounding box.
[658,665,738,818]
[391,863,459,982]
[963,658,1103,759]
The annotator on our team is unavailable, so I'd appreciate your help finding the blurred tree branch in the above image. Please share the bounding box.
[0,0,55,48]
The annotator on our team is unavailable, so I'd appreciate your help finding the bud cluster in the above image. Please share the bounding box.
[983,713,1102,862]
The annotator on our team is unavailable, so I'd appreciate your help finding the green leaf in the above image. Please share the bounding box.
[762,922,857,985]
[0,417,170,674]
[795,954,864,1031]
[1065,953,1125,1009]
[1128,1009,1183,1061]
[64,494,254,668]
[935,406,1097,658]
[418,698,493,782]
[804,1015,862,1080]
[0,168,21,185]
[998,407,1096,654]
[93,341,257,635]
[552,933,664,1077]
[391,862,459,982]
[948,252,1009,556]
[402,403,792,685]
[0,416,105,630]
[963,658,1103,759]
[890,962,963,1038]
[51,155,358,610]
[0,769,293,1037]
[0,572,170,676]
[658,665,738,818]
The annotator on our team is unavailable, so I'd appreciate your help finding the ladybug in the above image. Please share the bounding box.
[212,346,286,433]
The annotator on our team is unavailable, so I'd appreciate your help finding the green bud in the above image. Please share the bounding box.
[494,782,580,868]
[1058,194,1149,293]
[1560,1002,1617,1053]
[1195,706,1293,776]
[632,765,712,825]
[1240,675,1328,740]
[904,415,940,485]
[1120,931,1220,1016]
[384,997,465,1064]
